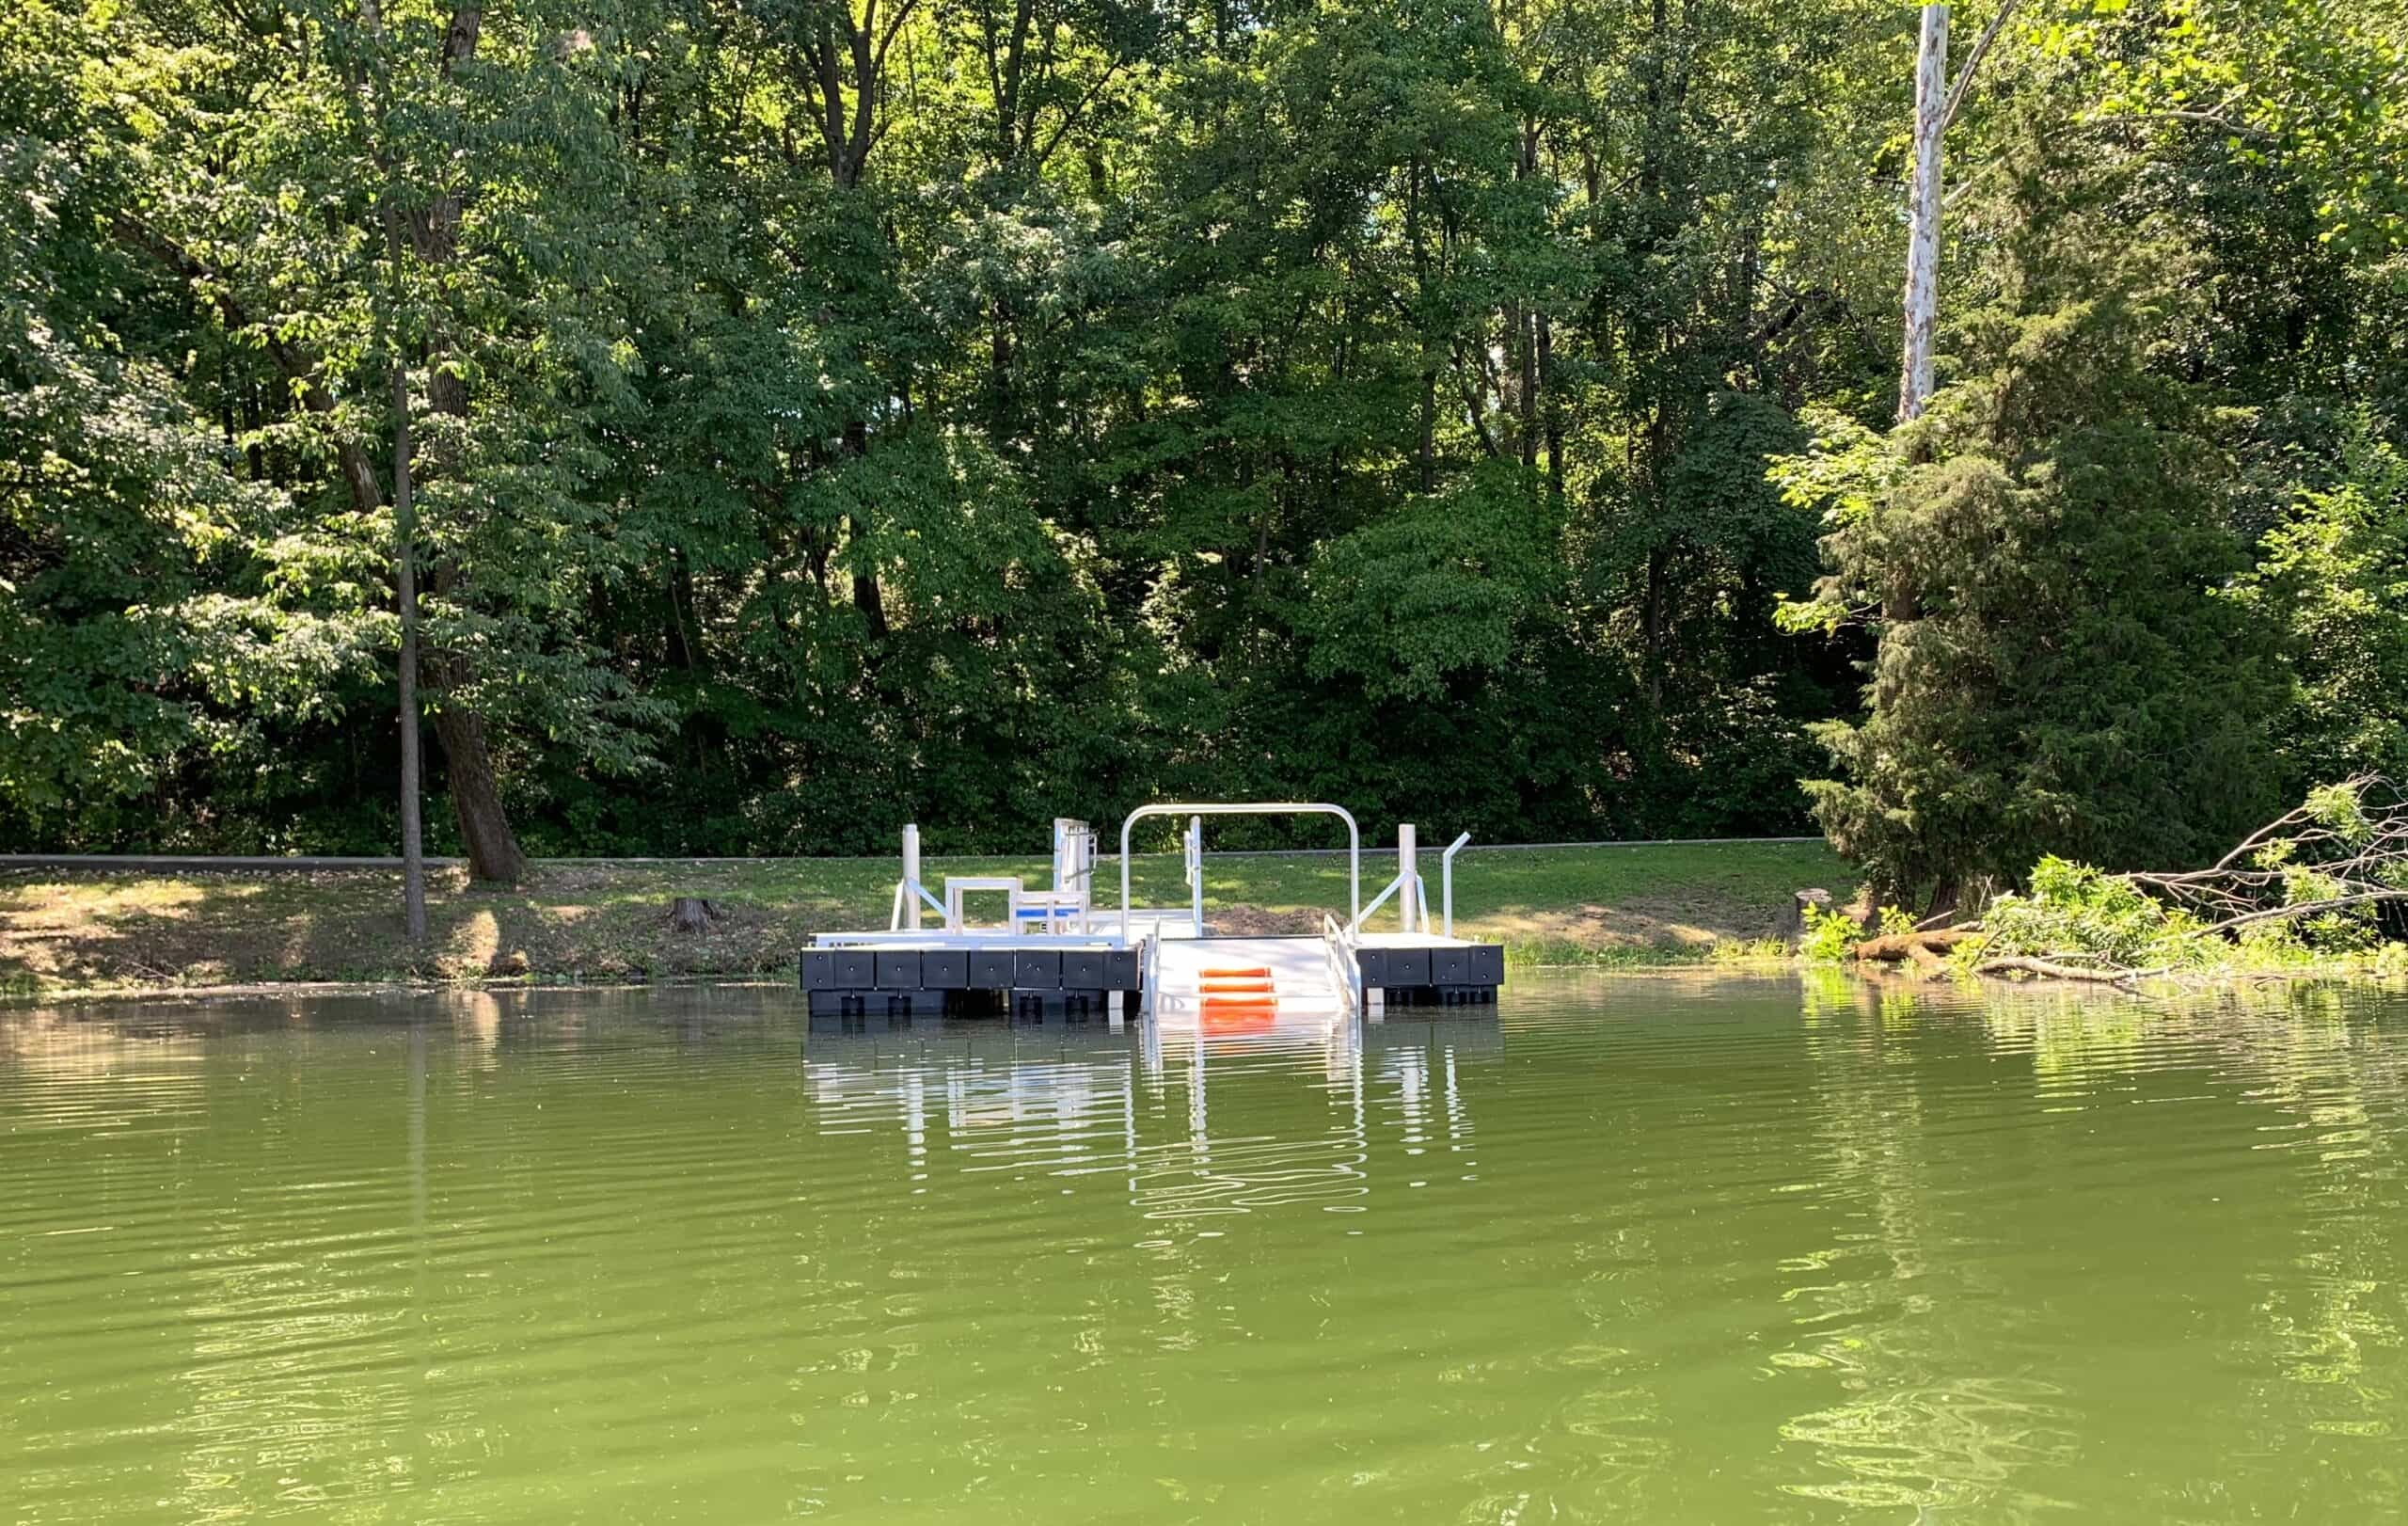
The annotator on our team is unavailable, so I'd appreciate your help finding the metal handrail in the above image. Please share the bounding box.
[1142,921,1164,1017]
[1321,911,1364,1015]
[1351,870,1434,935]
[1354,873,1405,931]
[1119,803,1360,939]
[911,880,950,928]
[1441,832,1471,936]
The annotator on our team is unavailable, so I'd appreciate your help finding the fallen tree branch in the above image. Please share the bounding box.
[1974,956,2168,984]
[1834,779,2408,983]
[1852,929,1975,962]
[1906,941,1952,978]
[2193,889,2408,937]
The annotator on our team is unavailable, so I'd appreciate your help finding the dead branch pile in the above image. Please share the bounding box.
[1850,776,2408,983]
[2119,776,2408,937]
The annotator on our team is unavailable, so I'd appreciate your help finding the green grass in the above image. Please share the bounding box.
[0,840,1857,994]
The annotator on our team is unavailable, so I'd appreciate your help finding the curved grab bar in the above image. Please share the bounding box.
[1120,803,1360,941]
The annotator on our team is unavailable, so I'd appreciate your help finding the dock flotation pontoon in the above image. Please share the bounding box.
[798,803,1506,1022]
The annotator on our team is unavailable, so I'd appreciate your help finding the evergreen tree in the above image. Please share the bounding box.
[1778,145,2282,902]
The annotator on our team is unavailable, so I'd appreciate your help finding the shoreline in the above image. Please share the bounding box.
[11,959,2400,1009]
[1,841,1850,998]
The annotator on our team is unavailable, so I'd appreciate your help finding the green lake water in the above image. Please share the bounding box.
[3,973,2405,1523]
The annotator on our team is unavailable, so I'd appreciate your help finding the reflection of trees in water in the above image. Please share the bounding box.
[1779,979,2079,1519]
[2210,990,2407,1461]
[0,1010,426,1520]
[20,977,2406,1518]
[1976,984,2405,1454]
[1,987,835,1521]
[1776,1377,2075,1514]
[1776,977,2408,1517]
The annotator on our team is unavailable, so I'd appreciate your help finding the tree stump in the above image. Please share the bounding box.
[668,898,721,934]
[1782,888,1835,948]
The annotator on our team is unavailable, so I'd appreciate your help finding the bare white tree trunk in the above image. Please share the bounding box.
[1898,2,1949,422]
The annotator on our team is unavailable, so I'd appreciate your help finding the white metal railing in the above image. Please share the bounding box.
[1354,874,1404,930]
[1142,920,1164,1018]
[1441,832,1471,936]
[1119,803,1360,939]
[1321,912,1364,1016]
[1184,816,1204,934]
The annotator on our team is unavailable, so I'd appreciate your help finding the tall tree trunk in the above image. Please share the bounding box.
[1537,313,1562,501]
[1896,0,2019,422]
[1516,306,1538,468]
[1418,369,1437,492]
[1514,119,1541,469]
[402,0,525,883]
[426,684,526,882]
[1641,545,1670,707]
[1405,156,1436,493]
[1897,3,1948,422]
[841,423,890,640]
[393,458,427,933]
[989,316,1014,441]
[389,247,426,941]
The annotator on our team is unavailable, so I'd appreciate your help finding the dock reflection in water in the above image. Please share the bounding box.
[801,1004,1501,1224]
[5,975,2408,1523]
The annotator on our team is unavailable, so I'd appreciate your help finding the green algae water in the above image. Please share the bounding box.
[4,973,2406,1523]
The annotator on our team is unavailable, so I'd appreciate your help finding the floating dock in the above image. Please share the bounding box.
[800,803,1506,1021]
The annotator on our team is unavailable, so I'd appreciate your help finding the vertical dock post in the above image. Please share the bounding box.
[1399,822,1418,933]
[1188,816,1204,935]
[902,823,922,930]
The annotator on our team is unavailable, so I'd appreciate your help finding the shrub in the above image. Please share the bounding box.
[1799,902,1863,963]
[1980,856,2194,967]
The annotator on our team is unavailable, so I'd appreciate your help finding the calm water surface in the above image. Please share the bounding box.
[3,973,2405,1523]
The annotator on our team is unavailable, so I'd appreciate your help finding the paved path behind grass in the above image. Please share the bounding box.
[1,837,1823,873]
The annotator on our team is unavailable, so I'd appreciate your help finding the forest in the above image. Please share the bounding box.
[3,0,2402,907]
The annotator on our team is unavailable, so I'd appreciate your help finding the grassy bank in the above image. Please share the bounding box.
[0,841,1854,994]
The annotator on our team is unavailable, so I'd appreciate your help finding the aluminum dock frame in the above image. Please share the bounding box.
[799,803,1506,1021]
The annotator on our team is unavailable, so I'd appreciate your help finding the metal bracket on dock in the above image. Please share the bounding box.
[1351,868,1432,936]
[888,877,951,932]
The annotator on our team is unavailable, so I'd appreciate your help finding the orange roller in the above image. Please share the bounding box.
[1202,1006,1276,1033]
[1201,966,1272,978]
[1199,980,1275,993]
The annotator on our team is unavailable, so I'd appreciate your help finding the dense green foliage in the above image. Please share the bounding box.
[2,0,2401,880]
[1770,9,2405,901]
[1778,142,2287,900]
[2233,419,2408,785]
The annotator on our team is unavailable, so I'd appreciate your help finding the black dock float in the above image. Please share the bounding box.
[801,940,1143,1018]
[1354,942,1505,1006]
